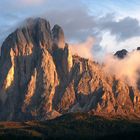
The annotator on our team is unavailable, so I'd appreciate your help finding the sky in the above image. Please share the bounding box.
[1,0,140,58]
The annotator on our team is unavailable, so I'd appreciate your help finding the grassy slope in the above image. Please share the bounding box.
[0,113,140,140]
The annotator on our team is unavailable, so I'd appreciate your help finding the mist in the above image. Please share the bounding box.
[103,50,140,87]
[69,37,95,59]
[70,36,140,88]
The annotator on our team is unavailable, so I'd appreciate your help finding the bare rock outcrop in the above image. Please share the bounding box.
[62,44,73,75]
[0,18,140,121]
[114,49,128,59]
[52,24,65,49]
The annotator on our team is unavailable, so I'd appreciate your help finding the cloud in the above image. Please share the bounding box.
[103,50,140,87]
[0,0,96,45]
[1,0,140,57]
[42,0,95,42]
[20,0,45,5]
[44,8,95,42]
[97,15,140,41]
[99,31,140,53]
[1,0,140,89]
[70,37,95,59]
[3,0,45,8]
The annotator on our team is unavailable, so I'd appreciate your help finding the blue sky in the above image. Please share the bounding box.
[1,0,140,56]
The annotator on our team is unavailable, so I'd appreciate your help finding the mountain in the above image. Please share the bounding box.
[0,18,140,121]
[114,49,128,59]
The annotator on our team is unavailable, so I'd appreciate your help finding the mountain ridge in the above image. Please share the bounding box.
[0,18,140,121]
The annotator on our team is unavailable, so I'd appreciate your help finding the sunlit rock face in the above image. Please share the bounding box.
[62,44,73,75]
[4,49,15,90]
[0,18,140,121]
[0,18,59,120]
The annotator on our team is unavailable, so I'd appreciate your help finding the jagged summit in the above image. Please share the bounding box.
[114,49,128,59]
[137,47,140,50]
[52,24,65,49]
[0,18,140,121]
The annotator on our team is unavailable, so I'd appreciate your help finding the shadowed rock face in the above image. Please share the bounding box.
[137,47,140,51]
[52,24,65,49]
[0,18,140,121]
[114,49,128,59]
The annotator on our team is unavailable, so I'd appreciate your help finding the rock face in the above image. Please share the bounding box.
[137,47,140,51]
[52,24,65,49]
[62,44,73,75]
[114,49,128,59]
[0,18,140,121]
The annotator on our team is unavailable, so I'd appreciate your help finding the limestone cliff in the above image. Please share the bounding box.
[52,24,65,49]
[0,18,140,121]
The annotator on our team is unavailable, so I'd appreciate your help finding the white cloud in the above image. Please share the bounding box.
[70,37,95,59]
[1,0,140,57]
[103,50,140,87]
[100,31,140,53]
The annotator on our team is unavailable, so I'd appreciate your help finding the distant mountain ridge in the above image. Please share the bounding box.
[0,18,140,121]
[114,49,128,59]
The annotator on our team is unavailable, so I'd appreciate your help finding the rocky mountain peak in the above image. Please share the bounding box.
[137,47,140,51]
[0,18,140,121]
[52,24,65,49]
[1,18,52,58]
[114,49,128,59]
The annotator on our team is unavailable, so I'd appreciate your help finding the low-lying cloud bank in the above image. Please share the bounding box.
[103,50,140,87]
[70,38,140,88]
